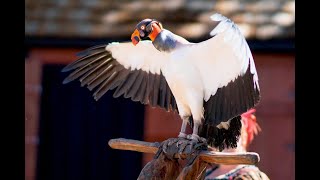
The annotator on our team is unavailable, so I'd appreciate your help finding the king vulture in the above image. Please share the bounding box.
[62,13,261,151]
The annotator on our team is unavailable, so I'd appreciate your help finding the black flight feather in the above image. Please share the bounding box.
[62,45,178,112]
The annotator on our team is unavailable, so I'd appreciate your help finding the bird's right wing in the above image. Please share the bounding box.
[61,41,177,112]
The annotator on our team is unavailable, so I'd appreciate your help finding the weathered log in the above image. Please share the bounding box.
[108,138,260,165]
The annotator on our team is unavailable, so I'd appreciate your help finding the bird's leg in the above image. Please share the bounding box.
[190,122,201,141]
[189,120,206,143]
[178,118,189,138]
[161,117,190,159]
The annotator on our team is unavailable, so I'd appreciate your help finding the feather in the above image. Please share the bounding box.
[62,55,105,84]
[61,51,107,72]
[79,55,112,86]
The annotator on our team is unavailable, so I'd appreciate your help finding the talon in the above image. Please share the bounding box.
[163,146,168,154]
[199,137,207,143]
[178,142,189,153]
[167,138,179,146]
[178,132,188,138]
[191,134,201,141]
[186,134,193,139]
[176,140,184,148]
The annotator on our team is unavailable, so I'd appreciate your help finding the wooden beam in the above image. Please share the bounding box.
[108,138,260,165]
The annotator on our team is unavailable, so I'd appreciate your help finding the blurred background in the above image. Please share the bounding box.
[25,0,295,180]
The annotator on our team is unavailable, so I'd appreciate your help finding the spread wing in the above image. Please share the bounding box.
[176,13,260,125]
[62,41,177,112]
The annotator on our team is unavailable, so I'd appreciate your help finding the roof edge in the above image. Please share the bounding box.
[25,36,295,53]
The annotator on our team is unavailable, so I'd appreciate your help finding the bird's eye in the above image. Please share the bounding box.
[140,26,145,30]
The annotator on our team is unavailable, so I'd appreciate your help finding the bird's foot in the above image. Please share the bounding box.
[158,135,208,160]
[159,137,187,160]
[186,133,207,143]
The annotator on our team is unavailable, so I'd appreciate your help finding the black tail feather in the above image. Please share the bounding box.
[199,116,242,151]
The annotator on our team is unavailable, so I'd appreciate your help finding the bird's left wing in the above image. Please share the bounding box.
[62,41,177,112]
[174,13,260,124]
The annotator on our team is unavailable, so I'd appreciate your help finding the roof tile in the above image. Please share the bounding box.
[25,0,295,40]
[256,24,284,40]
[271,12,295,27]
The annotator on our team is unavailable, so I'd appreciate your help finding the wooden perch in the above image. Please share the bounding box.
[108,138,260,165]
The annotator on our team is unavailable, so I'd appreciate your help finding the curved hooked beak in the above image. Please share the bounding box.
[131,29,140,46]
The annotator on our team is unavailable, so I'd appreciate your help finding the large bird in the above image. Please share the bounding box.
[61,13,260,151]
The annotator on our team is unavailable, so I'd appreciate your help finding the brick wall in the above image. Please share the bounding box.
[25,48,294,180]
[25,56,42,180]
